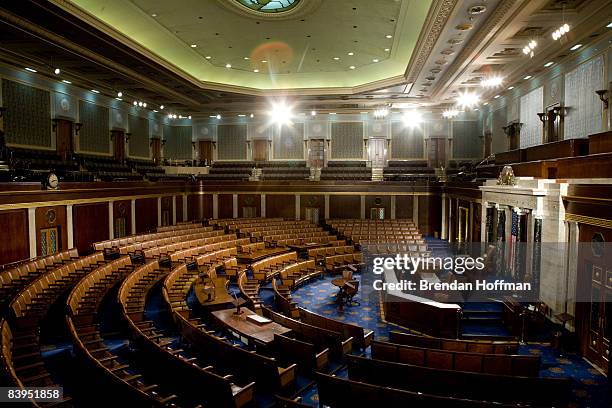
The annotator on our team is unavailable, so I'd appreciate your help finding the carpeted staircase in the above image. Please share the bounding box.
[460,301,512,339]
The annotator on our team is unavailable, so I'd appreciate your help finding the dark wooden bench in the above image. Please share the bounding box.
[299,307,373,350]
[371,340,540,376]
[315,372,517,408]
[389,331,519,354]
[347,355,571,407]
[273,333,329,373]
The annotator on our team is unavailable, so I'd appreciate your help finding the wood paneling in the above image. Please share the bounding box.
[329,195,360,219]
[588,131,612,154]
[176,195,184,222]
[187,194,213,220]
[395,196,414,219]
[35,205,67,255]
[418,195,441,237]
[73,203,108,254]
[135,198,157,233]
[218,194,233,219]
[300,195,324,220]
[0,209,29,266]
[365,196,390,219]
[238,194,261,217]
[523,138,589,162]
[266,194,295,219]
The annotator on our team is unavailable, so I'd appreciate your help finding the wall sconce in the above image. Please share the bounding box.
[596,89,609,109]
[537,112,547,123]
[125,132,131,143]
[74,123,83,135]
[51,118,59,132]
[0,107,5,118]
[161,139,167,147]
[191,141,196,149]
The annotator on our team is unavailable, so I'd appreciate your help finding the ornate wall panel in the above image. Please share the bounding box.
[391,122,424,159]
[2,80,51,148]
[248,122,271,140]
[520,86,543,148]
[128,115,150,158]
[452,121,481,158]
[217,124,247,160]
[305,121,328,139]
[330,122,364,159]
[564,55,604,139]
[163,125,192,160]
[368,120,389,138]
[79,100,110,153]
[110,108,127,130]
[273,123,304,159]
[53,92,77,120]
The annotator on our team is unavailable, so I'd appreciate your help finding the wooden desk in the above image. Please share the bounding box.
[212,308,291,345]
[288,242,330,257]
[331,277,350,288]
[236,247,289,263]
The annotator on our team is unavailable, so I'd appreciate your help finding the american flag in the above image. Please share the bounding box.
[508,210,519,276]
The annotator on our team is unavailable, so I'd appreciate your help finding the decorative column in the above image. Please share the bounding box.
[295,195,300,220]
[468,201,474,242]
[66,204,74,249]
[390,196,396,220]
[108,202,114,239]
[324,195,330,220]
[441,194,447,240]
[261,194,266,218]
[182,194,188,222]
[28,207,37,258]
[172,196,177,225]
[531,213,542,300]
[232,194,238,218]
[360,195,366,219]
[413,195,419,226]
[130,199,136,235]
[212,194,219,219]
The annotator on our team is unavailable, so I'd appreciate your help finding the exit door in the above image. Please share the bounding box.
[369,139,386,167]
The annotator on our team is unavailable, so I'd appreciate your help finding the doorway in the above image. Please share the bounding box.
[199,140,214,166]
[458,207,469,242]
[112,130,126,163]
[253,140,268,162]
[576,225,611,373]
[55,119,73,161]
[369,138,386,167]
[309,139,325,168]
[428,137,446,168]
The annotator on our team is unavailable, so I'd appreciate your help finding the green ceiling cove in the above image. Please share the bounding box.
[64,0,432,92]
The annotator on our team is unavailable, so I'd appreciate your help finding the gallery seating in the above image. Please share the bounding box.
[324,253,365,271]
[251,252,298,281]
[93,225,213,252]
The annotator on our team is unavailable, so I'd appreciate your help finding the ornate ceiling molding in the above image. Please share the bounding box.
[216,0,323,21]
[430,0,521,98]
[404,0,459,84]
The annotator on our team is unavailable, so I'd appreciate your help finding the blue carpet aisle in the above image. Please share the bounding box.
[291,273,610,408]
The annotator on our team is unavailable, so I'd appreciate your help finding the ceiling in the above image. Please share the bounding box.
[59,0,433,92]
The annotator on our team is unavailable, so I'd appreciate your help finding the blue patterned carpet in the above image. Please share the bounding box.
[291,274,610,408]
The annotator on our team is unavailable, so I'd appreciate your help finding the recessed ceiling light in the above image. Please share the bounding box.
[483,102,489,105]
[91,89,100,94]
[261,60,267,63]
[607,22,612,28]
[329,112,336,115]
[493,95,500,99]
[250,113,255,118]
[238,114,246,117]
[115,98,122,101]
[244,57,250,60]
[507,86,514,90]
[570,44,582,51]
[348,52,354,56]
[160,105,165,110]
[311,110,317,116]
[253,69,259,73]
[190,44,197,48]
[385,34,393,39]
[349,65,356,70]
[333,57,340,60]
[225,63,232,68]
[384,48,390,52]
[523,75,532,80]
[53,68,61,75]
[153,110,158,113]
[372,58,379,63]
[188,116,192,119]
[216,114,222,119]
[544,61,554,67]
[205,56,212,59]
[151,13,157,17]
[24,67,37,73]
[62,79,71,84]
[117,91,123,97]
